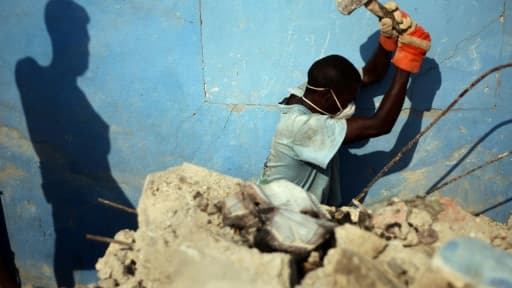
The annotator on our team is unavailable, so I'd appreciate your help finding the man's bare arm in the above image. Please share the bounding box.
[344,67,410,144]
[343,2,431,144]
[362,44,392,85]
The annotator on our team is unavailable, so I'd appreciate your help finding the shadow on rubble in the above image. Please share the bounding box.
[337,31,442,206]
[15,0,137,286]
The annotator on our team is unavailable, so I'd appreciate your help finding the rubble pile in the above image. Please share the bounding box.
[95,163,512,288]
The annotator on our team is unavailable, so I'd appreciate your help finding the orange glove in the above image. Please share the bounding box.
[393,24,431,73]
[377,2,431,73]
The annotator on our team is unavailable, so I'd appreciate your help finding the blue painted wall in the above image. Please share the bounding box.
[0,0,510,286]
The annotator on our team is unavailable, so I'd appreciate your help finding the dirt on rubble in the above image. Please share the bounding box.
[94,163,512,288]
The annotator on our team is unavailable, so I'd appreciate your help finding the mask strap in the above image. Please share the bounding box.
[306,84,328,91]
[305,84,344,115]
[329,90,343,111]
[301,96,332,116]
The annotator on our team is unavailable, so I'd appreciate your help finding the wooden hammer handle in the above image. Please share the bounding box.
[365,0,405,34]
[365,0,392,18]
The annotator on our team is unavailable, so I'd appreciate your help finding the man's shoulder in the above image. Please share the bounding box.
[15,57,41,74]
[15,57,44,85]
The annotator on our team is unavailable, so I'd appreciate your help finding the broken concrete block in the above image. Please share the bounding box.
[433,196,508,245]
[255,207,336,255]
[408,208,433,230]
[95,163,512,288]
[299,247,405,288]
[222,180,336,255]
[376,240,432,286]
[410,267,455,288]
[331,206,373,229]
[417,227,439,245]
[334,224,387,258]
[372,201,410,240]
[303,251,322,273]
[257,180,331,220]
[402,228,420,247]
[135,233,295,288]
[99,163,295,288]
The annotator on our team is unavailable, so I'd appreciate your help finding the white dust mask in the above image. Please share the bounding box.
[301,84,356,119]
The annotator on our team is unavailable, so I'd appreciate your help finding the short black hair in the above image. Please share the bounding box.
[307,55,361,92]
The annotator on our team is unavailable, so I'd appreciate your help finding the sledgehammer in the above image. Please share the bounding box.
[336,0,403,32]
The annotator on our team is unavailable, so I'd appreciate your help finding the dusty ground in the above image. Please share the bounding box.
[95,163,512,288]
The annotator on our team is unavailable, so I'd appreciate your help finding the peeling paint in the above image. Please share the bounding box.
[422,109,444,119]
[18,262,55,288]
[441,15,498,71]
[16,199,38,216]
[495,73,502,92]
[396,107,446,120]
[445,145,471,164]
[0,163,24,183]
[0,126,34,156]
[401,167,429,187]
[384,167,432,201]
[225,104,246,113]
[482,167,510,186]
[500,0,506,23]
[213,102,278,112]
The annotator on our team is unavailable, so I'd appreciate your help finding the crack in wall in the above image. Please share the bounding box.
[171,102,206,156]
[440,8,505,65]
[500,0,507,23]
[198,0,208,102]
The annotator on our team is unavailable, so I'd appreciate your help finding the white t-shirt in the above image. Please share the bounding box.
[259,102,347,205]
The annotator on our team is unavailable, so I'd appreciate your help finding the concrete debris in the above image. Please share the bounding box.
[372,200,411,240]
[95,230,138,288]
[221,180,336,255]
[302,251,322,273]
[334,224,387,259]
[95,163,512,288]
[327,205,373,229]
[96,163,294,288]
[298,247,406,288]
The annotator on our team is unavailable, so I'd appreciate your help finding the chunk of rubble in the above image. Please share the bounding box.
[376,240,432,286]
[299,247,405,288]
[96,163,295,288]
[221,180,336,256]
[95,230,138,288]
[370,198,440,247]
[334,224,387,258]
[428,196,512,252]
[328,205,373,229]
[372,200,411,240]
[95,163,512,288]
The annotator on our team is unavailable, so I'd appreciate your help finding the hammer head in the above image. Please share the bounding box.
[336,0,370,15]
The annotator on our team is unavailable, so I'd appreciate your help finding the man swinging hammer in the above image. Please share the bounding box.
[259,2,432,205]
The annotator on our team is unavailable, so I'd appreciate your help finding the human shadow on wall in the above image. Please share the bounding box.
[337,31,442,206]
[15,0,137,286]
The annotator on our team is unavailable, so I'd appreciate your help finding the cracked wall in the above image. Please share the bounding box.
[0,0,511,286]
